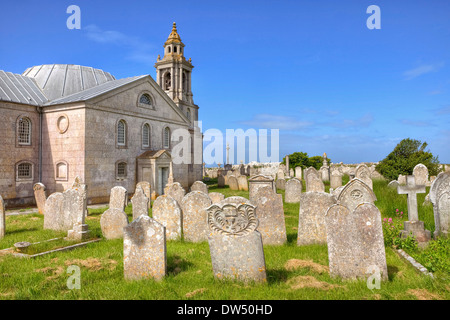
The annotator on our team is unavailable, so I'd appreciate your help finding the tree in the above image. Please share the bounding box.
[282,152,330,171]
[376,138,441,181]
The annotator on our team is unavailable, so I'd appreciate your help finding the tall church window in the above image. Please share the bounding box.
[164,72,171,90]
[142,123,150,148]
[163,127,170,149]
[18,117,32,145]
[117,120,127,146]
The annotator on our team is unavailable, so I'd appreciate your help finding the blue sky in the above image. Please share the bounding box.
[1,0,449,164]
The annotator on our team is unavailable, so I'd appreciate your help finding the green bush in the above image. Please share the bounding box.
[282,152,330,171]
[376,138,441,181]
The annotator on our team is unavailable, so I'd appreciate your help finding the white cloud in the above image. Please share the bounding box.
[403,62,444,80]
[240,114,314,131]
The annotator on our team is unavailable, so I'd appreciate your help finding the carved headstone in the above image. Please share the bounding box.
[252,186,287,245]
[33,183,47,215]
[297,192,336,246]
[207,202,266,282]
[181,191,212,242]
[248,175,276,203]
[355,164,373,190]
[325,203,388,281]
[429,172,450,238]
[190,181,209,194]
[109,186,128,210]
[337,178,377,213]
[285,178,302,203]
[123,215,166,281]
[152,195,182,240]
[413,163,429,186]
[131,186,149,220]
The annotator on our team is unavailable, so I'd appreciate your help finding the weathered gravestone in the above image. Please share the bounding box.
[123,215,166,281]
[248,175,276,203]
[209,192,225,204]
[337,178,377,212]
[109,186,128,210]
[164,182,186,206]
[298,192,337,246]
[217,175,225,188]
[207,202,267,282]
[190,181,209,194]
[238,175,248,191]
[295,167,302,179]
[276,178,286,190]
[398,174,406,185]
[136,181,151,209]
[277,169,285,180]
[44,189,87,232]
[429,172,450,238]
[289,168,294,178]
[252,186,287,245]
[71,177,88,217]
[331,186,345,198]
[388,180,399,189]
[304,167,320,189]
[397,175,430,243]
[355,164,373,190]
[306,173,325,192]
[413,163,429,186]
[330,171,343,189]
[181,191,212,242]
[285,178,302,203]
[131,186,149,220]
[152,195,182,240]
[325,202,388,281]
[228,176,239,191]
[33,183,47,215]
[100,208,129,240]
[66,187,90,240]
[319,166,330,182]
[0,195,5,239]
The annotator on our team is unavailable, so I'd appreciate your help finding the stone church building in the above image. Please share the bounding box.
[0,23,202,207]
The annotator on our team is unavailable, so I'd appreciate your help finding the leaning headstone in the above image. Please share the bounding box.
[306,173,325,192]
[33,183,47,215]
[136,181,151,209]
[123,215,166,281]
[276,178,286,190]
[109,186,128,210]
[164,182,186,206]
[237,175,248,191]
[285,178,302,203]
[413,163,429,186]
[228,176,239,191]
[209,192,225,204]
[0,195,5,239]
[253,186,287,245]
[355,164,373,190]
[248,175,276,203]
[397,175,430,243]
[330,171,343,189]
[337,178,377,213]
[190,181,209,194]
[297,192,336,246]
[100,208,129,240]
[181,191,212,242]
[131,186,149,220]
[429,172,450,238]
[325,203,388,281]
[152,195,182,240]
[207,202,266,282]
[388,180,399,189]
[44,189,85,232]
[295,167,302,179]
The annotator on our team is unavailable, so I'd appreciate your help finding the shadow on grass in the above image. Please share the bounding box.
[167,254,195,276]
[5,227,39,235]
[266,268,291,284]
[387,265,400,281]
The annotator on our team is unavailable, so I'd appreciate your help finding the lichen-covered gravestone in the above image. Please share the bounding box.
[207,202,266,282]
[252,186,287,245]
[248,175,275,203]
[136,181,151,209]
[306,173,325,192]
[355,164,373,190]
[164,182,186,206]
[66,187,90,240]
[276,178,286,190]
[330,171,342,189]
[181,191,212,242]
[190,181,209,194]
[297,192,336,246]
[388,180,399,189]
[413,163,429,186]
[285,178,302,203]
[238,175,248,191]
[44,189,85,232]
[33,183,47,215]
[131,186,149,220]
[152,195,182,240]
[100,208,129,240]
[429,172,450,238]
[209,192,225,204]
[0,195,5,239]
[228,176,239,191]
[109,186,128,210]
[123,215,166,281]
[325,202,387,281]
[295,167,302,179]
[337,178,377,212]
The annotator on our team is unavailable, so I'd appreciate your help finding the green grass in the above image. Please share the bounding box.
[0,179,449,300]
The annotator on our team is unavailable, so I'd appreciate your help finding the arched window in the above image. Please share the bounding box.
[17,162,33,180]
[117,162,127,178]
[18,117,32,145]
[142,123,150,148]
[139,94,152,106]
[55,161,68,180]
[163,127,170,149]
[174,46,177,53]
[117,120,126,146]
[168,46,171,53]
[186,108,191,122]
[164,72,171,90]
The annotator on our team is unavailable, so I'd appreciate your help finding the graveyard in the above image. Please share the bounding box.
[0,170,448,300]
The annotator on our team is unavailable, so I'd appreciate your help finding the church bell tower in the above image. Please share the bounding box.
[155,22,198,123]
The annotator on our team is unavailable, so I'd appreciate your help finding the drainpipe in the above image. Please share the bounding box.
[36,105,43,182]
